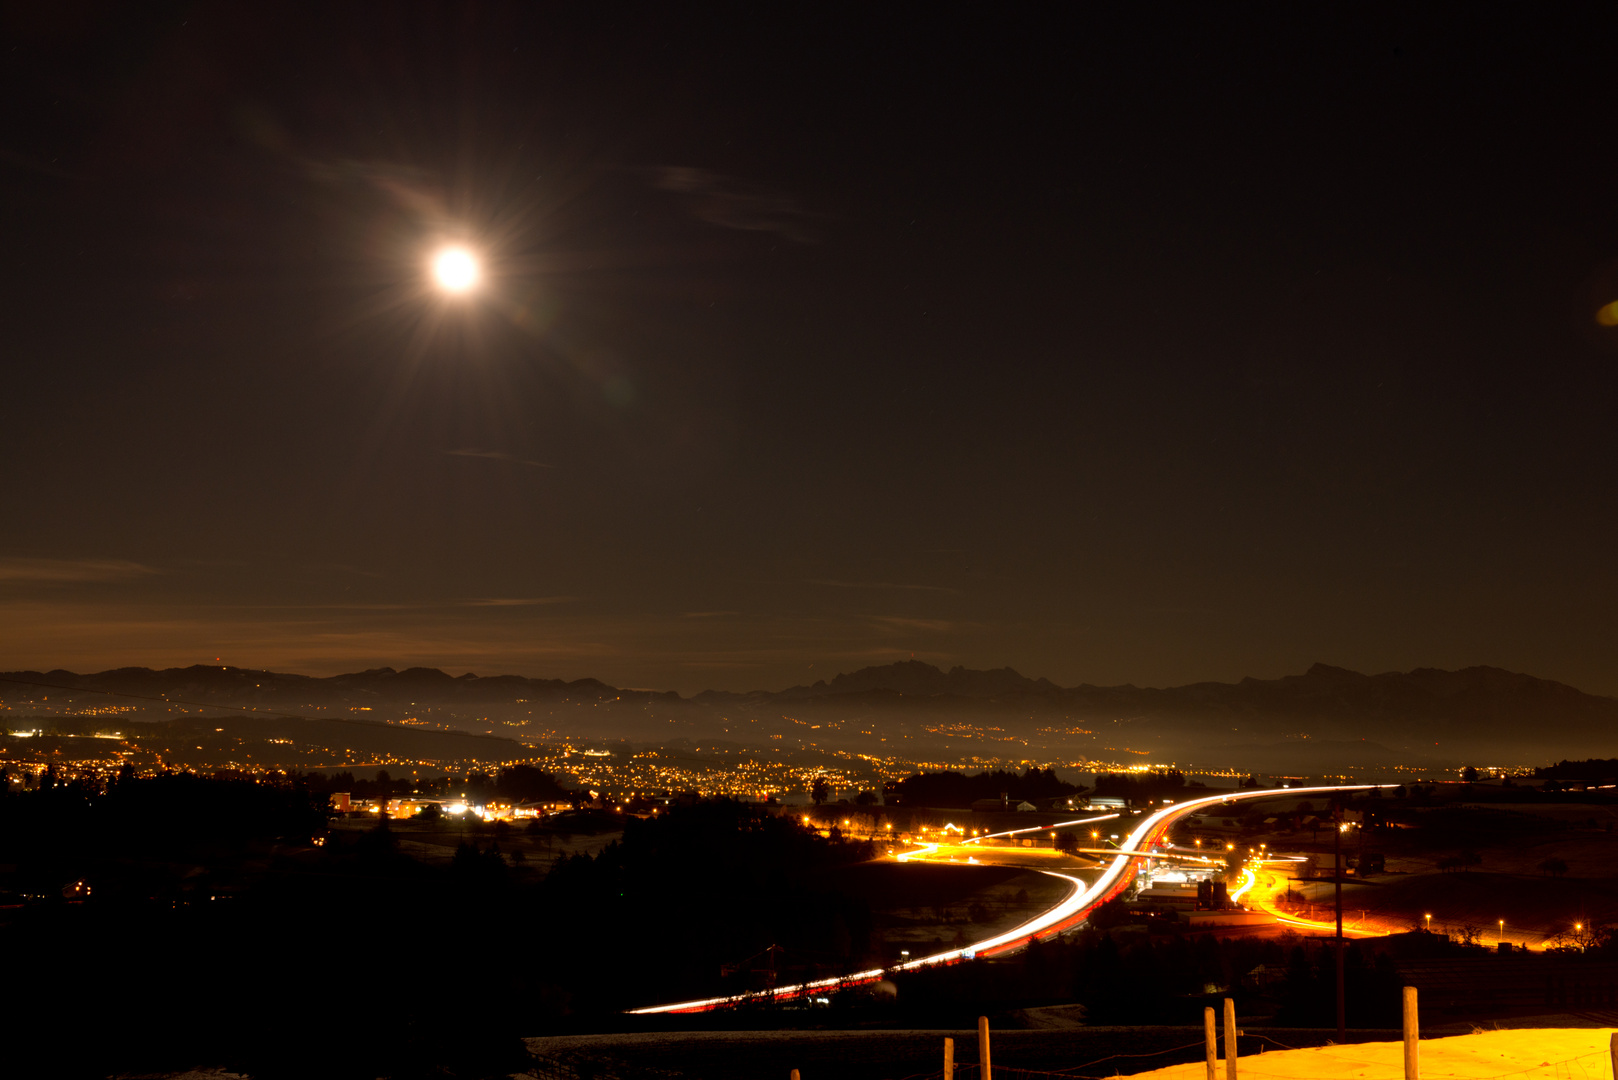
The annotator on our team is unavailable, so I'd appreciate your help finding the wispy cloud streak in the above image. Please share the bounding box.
[446,448,557,468]
[806,579,957,594]
[654,167,818,243]
[0,558,158,584]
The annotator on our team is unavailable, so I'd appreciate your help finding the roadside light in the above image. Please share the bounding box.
[1227,842,1235,851]
[1424,914,1432,930]
[1576,922,1583,932]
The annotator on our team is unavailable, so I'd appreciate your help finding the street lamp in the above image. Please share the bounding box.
[1498,919,1505,943]
[1424,913,1432,931]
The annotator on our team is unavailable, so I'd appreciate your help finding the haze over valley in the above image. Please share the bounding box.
[5,660,1609,791]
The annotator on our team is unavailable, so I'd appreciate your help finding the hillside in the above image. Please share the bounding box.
[4,660,1614,774]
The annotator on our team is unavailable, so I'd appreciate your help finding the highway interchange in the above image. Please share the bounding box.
[630,783,1383,1014]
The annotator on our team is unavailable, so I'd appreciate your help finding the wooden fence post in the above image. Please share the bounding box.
[1402,987,1419,1080]
[979,1015,992,1080]
[1204,1006,1218,1080]
[791,1070,800,1080]
[1607,1033,1615,1080]
[1224,998,1238,1080]
[944,1037,954,1080]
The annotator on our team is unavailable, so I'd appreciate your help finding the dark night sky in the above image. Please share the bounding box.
[4,3,1618,694]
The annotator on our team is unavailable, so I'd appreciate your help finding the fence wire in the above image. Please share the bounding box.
[527,1039,1618,1080]
[878,1044,1615,1080]
[989,1047,1618,1080]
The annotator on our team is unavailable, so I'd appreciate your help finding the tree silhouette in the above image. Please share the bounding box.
[1538,856,1568,878]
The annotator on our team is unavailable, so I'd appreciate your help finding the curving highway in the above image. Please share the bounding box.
[628,782,1384,1015]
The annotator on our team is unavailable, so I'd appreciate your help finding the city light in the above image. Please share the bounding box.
[634,781,1391,1015]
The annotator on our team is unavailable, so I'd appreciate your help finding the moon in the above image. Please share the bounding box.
[431,247,481,293]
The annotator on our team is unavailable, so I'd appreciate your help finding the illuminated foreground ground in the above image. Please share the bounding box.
[629,784,1382,1014]
[1123,1028,1617,1080]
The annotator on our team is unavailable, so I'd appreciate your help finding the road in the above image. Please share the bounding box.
[1243,865,1384,937]
[628,783,1384,1015]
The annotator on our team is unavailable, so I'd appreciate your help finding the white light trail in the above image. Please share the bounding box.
[963,812,1120,844]
[628,782,1389,1014]
[894,843,938,862]
[1227,867,1256,903]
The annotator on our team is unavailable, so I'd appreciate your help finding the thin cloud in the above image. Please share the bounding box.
[682,610,740,619]
[806,579,957,594]
[0,558,158,584]
[462,597,576,607]
[446,448,557,469]
[305,158,443,219]
[866,615,956,633]
[654,167,818,244]
[299,562,387,579]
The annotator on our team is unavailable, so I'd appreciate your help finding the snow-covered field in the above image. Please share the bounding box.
[1128,1028,1616,1080]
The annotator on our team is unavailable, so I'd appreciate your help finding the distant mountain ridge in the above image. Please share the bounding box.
[0,663,658,707]
[780,660,1062,699]
[4,659,1614,770]
[6,658,1607,707]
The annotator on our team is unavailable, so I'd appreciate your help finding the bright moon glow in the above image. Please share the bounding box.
[432,247,480,293]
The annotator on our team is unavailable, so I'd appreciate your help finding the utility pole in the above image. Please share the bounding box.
[1335,801,1346,1039]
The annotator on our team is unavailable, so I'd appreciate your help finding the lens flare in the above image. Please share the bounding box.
[432,247,480,293]
[1597,300,1618,327]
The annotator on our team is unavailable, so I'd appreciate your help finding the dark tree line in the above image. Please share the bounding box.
[0,777,870,1078]
[1536,758,1618,782]
[884,767,1080,808]
[1092,769,1193,802]
[541,799,878,1011]
[305,763,574,804]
